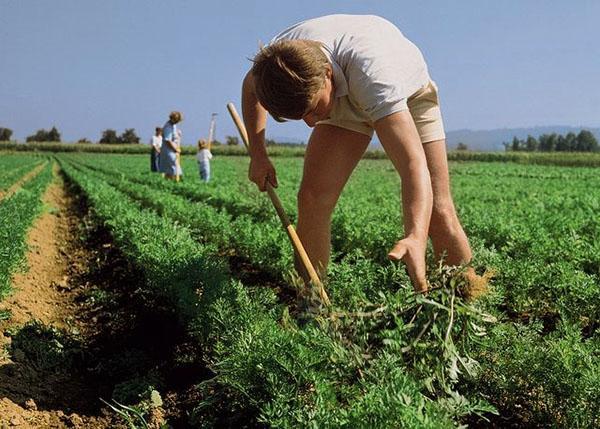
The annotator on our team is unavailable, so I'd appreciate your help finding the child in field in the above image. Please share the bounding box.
[159,111,182,181]
[150,126,162,172]
[196,139,213,182]
[242,14,478,294]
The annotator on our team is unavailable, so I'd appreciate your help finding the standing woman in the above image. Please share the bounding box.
[159,111,183,180]
[150,126,162,172]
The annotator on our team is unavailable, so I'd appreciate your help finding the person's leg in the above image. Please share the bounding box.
[200,164,207,182]
[204,161,210,182]
[422,140,472,265]
[296,124,371,276]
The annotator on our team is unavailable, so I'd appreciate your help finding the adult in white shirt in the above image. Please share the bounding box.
[242,14,480,296]
[150,127,162,172]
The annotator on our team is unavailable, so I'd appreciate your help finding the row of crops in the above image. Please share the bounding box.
[0,154,52,300]
[45,152,598,427]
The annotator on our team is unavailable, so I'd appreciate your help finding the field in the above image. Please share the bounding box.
[0,151,599,428]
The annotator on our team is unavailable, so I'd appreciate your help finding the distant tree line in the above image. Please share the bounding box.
[0,125,144,144]
[98,128,140,144]
[1,125,307,147]
[504,130,598,152]
[26,126,62,142]
[222,136,306,147]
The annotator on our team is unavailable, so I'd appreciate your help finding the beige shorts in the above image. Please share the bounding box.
[318,80,446,143]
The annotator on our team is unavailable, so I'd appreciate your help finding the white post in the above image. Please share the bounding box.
[207,113,217,150]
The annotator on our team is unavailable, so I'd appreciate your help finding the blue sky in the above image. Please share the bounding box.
[1,0,599,144]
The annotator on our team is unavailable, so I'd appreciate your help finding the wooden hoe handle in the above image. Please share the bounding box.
[226,102,330,306]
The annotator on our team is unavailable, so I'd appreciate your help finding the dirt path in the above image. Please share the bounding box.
[0,164,123,428]
[0,162,47,202]
[0,163,210,428]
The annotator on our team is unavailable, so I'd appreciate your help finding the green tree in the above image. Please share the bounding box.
[510,136,521,151]
[46,126,61,142]
[556,134,568,151]
[525,135,539,152]
[26,130,45,142]
[0,127,13,141]
[539,134,554,152]
[225,135,239,146]
[119,128,140,144]
[26,126,61,142]
[99,129,120,144]
[565,132,577,151]
[546,133,558,152]
[456,142,469,151]
[575,130,598,152]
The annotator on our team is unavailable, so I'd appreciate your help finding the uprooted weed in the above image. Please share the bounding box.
[324,264,498,405]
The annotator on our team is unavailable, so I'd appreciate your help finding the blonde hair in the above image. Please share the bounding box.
[198,139,208,149]
[251,39,329,122]
[169,111,183,123]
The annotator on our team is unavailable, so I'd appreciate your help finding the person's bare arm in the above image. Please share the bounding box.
[165,139,179,152]
[242,71,277,191]
[374,110,432,292]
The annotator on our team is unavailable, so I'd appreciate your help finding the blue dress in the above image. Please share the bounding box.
[159,121,178,175]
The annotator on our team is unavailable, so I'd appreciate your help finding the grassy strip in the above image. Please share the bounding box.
[0,153,42,170]
[0,162,53,299]
[65,159,293,277]
[5,141,600,166]
[61,153,288,222]
[470,321,600,427]
[0,159,42,192]
[1,141,300,157]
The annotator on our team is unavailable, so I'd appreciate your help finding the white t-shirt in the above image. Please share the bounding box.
[196,149,213,162]
[151,135,162,151]
[271,14,430,122]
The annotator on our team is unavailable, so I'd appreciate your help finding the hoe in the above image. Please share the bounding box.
[227,103,330,306]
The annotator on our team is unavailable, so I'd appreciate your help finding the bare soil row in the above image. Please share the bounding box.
[0,165,208,428]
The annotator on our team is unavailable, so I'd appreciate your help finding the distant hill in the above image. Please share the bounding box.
[446,126,600,152]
